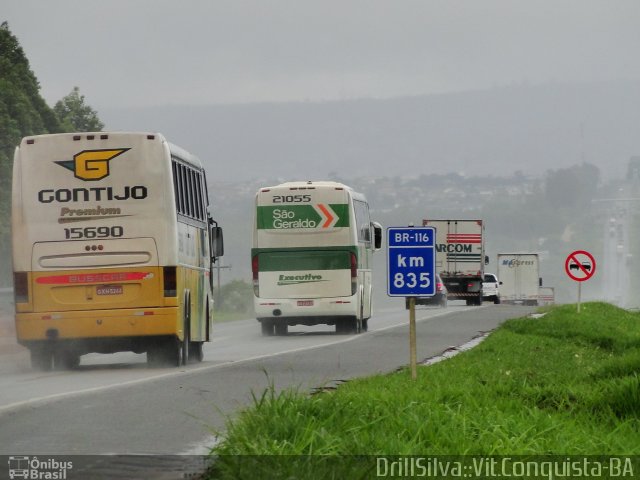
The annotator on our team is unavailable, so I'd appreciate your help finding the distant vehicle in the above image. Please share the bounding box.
[11,132,224,370]
[407,273,448,308]
[482,273,501,304]
[538,286,555,306]
[497,253,541,306]
[422,219,487,306]
[252,181,382,335]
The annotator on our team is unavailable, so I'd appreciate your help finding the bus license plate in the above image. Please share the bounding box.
[297,300,314,307]
[97,285,124,296]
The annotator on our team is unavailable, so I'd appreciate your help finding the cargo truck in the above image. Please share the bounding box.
[497,253,541,305]
[421,219,487,306]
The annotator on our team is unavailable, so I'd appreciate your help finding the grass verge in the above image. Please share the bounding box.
[206,303,640,478]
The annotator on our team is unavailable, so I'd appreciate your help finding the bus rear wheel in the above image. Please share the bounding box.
[337,317,360,334]
[30,347,53,371]
[189,342,204,363]
[54,351,80,370]
[260,319,274,336]
[147,338,182,367]
[274,323,288,336]
[181,295,191,366]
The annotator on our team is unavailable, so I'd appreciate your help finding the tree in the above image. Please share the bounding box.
[53,86,104,132]
[0,22,65,285]
[217,280,254,314]
[544,162,600,210]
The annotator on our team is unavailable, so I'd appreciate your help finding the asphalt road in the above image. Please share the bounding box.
[0,303,534,463]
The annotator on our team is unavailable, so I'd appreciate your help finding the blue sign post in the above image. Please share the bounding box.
[387,226,436,381]
[387,226,436,297]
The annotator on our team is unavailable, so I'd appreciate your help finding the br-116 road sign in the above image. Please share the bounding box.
[387,226,436,297]
[565,250,596,282]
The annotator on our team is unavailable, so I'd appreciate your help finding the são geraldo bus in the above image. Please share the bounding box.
[11,132,223,370]
[252,181,382,335]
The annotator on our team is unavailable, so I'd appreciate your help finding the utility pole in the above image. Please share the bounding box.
[212,261,232,305]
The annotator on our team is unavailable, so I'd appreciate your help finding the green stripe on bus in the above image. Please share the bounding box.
[253,247,357,272]
[256,204,349,230]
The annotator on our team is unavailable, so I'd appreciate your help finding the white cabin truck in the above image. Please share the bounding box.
[252,181,382,335]
[497,253,541,305]
[421,219,487,305]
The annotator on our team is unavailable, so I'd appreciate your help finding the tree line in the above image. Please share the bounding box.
[0,22,103,285]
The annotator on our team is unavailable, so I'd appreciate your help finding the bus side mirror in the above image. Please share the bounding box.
[485,255,489,265]
[209,219,224,259]
[372,222,383,251]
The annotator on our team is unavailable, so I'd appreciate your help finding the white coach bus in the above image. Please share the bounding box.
[12,132,223,370]
[252,181,382,335]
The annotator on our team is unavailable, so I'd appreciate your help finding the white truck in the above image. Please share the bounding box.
[421,219,487,306]
[497,253,541,305]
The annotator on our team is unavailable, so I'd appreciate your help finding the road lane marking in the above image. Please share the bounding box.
[0,305,488,416]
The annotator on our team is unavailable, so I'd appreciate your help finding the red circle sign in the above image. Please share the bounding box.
[565,250,596,282]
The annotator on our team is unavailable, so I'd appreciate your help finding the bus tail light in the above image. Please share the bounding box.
[163,267,177,297]
[350,252,358,295]
[252,255,259,296]
[14,272,28,303]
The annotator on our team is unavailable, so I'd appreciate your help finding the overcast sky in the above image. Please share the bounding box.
[4,1,640,109]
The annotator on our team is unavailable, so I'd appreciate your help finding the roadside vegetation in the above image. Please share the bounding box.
[206,302,640,478]
[213,280,254,322]
[0,22,103,286]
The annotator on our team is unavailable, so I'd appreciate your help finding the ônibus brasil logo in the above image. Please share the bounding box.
[8,456,73,479]
[55,148,129,181]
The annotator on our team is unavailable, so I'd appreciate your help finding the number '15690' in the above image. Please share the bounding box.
[64,226,124,240]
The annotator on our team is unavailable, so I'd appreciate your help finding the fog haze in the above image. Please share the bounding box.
[4,0,640,301]
[5,1,640,108]
[100,81,640,182]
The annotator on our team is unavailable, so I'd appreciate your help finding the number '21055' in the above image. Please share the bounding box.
[64,226,124,240]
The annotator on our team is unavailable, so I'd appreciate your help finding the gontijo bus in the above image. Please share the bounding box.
[11,132,223,370]
[252,181,382,335]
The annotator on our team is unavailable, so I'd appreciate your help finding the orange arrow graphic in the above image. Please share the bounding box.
[317,204,335,228]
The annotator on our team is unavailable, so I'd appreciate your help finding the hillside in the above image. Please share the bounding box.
[100,81,640,183]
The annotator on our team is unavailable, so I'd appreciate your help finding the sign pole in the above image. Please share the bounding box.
[577,282,581,313]
[409,297,417,380]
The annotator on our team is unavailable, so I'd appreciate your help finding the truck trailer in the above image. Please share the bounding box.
[497,253,541,305]
[421,219,487,306]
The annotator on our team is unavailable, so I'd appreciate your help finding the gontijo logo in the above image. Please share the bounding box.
[55,148,129,181]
